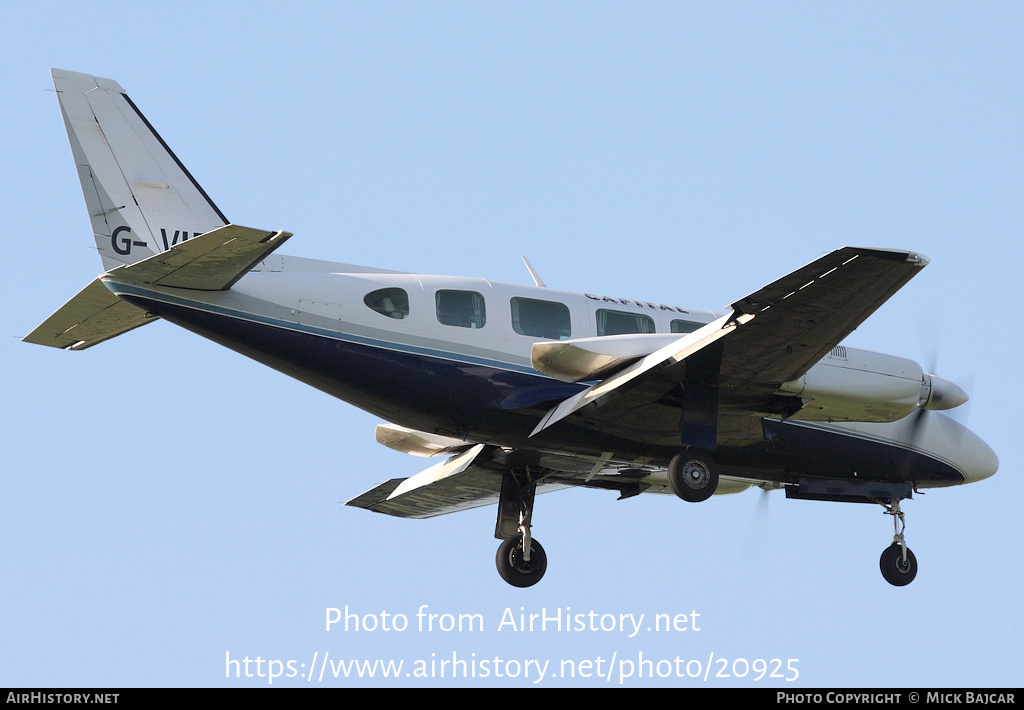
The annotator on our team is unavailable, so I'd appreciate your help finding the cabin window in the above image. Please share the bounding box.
[596,308,655,336]
[436,290,487,329]
[670,319,702,334]
[510,297,571,340]
[363,287,410,319]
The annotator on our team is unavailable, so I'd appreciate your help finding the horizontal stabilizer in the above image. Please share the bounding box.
[107,224,291,291]
[23,278,153,350]
[26,224,291,350]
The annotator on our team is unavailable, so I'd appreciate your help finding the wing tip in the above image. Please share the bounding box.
[846,247,930,268]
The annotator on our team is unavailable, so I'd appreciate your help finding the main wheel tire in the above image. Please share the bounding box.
[667,451,719,502]
[879,542,918,586]
[496,537,547,588]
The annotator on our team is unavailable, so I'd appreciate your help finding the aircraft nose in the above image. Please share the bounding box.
[961,430,999,483]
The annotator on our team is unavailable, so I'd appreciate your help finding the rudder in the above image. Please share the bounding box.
[52,69,228,272]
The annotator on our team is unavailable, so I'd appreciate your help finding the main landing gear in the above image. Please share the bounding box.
[878,498,917,586]
[496,536,547,588]
[494,468,547,588]
[667,449,720,502]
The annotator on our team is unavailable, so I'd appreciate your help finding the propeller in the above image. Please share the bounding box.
[743,482,783,561]
[916,304,969,413]
[901,312,974,475]
[752,481,783,522]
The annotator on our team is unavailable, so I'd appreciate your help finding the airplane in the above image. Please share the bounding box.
[26,69,998,589]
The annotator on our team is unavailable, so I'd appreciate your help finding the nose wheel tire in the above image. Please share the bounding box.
[668,451,719,502]
[496,537,547,588]
[879,542,918,586]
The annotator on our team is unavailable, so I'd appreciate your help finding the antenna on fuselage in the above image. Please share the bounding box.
[521,256,547,288]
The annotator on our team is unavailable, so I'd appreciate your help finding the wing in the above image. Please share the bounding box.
[531,247,929,450]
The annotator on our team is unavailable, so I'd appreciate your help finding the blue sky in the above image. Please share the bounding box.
[2,2,1022,687]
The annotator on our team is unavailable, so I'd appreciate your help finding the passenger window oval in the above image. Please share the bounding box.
[363,287,410,319]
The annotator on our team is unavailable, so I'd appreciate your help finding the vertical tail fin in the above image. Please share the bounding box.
[52,69,228,272]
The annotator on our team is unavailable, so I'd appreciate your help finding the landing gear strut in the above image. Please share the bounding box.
[494,468,546,587]
[667,449,719,502]
[878,498,918,586]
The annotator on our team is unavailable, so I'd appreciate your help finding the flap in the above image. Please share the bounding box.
[346,444,573,519]
[346,445,505,518]
[532,332,683,382]
[531,314,736,444]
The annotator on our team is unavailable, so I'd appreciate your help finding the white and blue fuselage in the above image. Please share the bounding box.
[106,255,997,492]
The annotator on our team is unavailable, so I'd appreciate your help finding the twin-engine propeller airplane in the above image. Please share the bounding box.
[28,69,998,588]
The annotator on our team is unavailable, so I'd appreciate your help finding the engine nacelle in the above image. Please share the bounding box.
[779,346,967,423]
